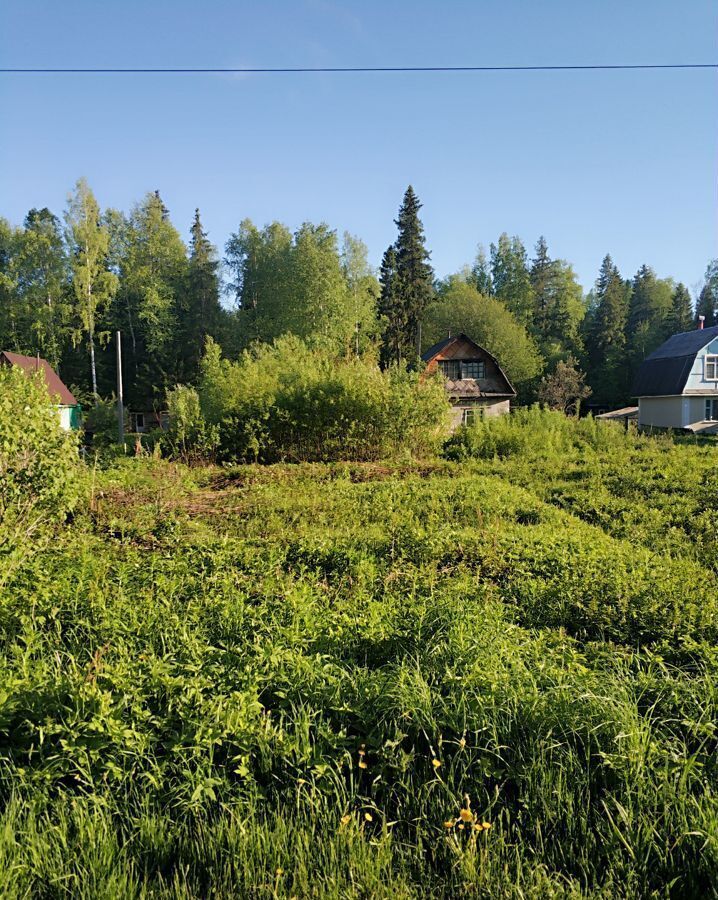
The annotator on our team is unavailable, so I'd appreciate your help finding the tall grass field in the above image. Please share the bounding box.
[3,411,718,897]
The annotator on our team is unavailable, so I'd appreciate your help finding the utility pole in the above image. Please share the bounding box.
[116,330,124,445]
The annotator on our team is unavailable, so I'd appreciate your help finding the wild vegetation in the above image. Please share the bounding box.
[3,389,718,897]
[2,181,717,415]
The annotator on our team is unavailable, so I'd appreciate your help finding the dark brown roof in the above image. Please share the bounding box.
[0,351,78,406]
[421,333,516,397]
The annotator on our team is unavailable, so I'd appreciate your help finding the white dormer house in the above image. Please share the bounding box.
[632,325,718,432]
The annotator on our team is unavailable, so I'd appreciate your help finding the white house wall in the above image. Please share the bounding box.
[58,406,72,431]
[637,396,685,429]
[684,338,718,394]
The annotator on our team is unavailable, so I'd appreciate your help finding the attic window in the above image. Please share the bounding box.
[706,356,718,380]
[438,360,485,380]
[462,361,485,379]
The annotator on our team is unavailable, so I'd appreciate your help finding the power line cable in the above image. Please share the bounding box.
[0,63,717,74]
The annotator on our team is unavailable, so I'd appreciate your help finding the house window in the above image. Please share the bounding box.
[439,360,461,380]
[462,407,484,426]
[706,399,718,421]
[438,360,486,380]
[461,360,485,379]
[706,356,718,380]
[134,413,145,431]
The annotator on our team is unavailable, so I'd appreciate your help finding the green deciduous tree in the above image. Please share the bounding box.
[491,233,534,324]
[16,208,70,371]
[424,277,544,387]
[340,231,379,356]
[471,244,492,296]
[537,355,592,415]
[695,260,718,327]
[64,178,118,398]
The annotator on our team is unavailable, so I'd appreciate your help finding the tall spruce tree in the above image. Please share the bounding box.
[378,244,404,367]
[383,186,434,366]
[668,283,693,334]
[181,209,221,381]
[585,254,630,405]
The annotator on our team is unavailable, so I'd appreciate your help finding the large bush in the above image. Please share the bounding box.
[198,337,450,462]
[0,365,80,551]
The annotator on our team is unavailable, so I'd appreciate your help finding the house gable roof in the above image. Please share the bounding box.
[632,326,718,398]
[0,351,78,406]
[421,333,516,396]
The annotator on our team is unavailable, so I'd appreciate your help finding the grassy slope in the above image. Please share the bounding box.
[3,439,718,897]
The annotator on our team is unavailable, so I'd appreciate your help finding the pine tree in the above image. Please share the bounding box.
[530,236,553,341]
[668,283,693,334]
[378,244,404,367]
[391,186,434,364]
[182,209,221,381]
[586,254,630,405]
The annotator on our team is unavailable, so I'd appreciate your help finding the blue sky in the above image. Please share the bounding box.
[1,0,716,295]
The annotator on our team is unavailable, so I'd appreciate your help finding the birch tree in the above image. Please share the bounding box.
[65,179,117,397]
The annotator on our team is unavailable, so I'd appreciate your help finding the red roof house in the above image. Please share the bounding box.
[0,351,81,430]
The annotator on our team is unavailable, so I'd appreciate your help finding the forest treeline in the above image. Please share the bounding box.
[1,178,717,411]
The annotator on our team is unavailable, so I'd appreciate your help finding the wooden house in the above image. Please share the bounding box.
[0,351,81,431]
[421,333,516,428]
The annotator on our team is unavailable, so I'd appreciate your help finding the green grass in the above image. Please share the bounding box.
[4,424,718,897]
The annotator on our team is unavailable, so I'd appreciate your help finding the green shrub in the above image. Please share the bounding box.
[445,406,647,460]
[0,365,80,553]
[198,336,450,462]
[164,385,218,462]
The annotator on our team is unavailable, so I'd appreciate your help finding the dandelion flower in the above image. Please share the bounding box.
[443,820,455,829]
[458,823,465,831]
[358,760,368,769]
[364,812,373,822]
[340,814,351,827]
[481,821,491,830]
[432,759,442,769]
[459,809,473,823]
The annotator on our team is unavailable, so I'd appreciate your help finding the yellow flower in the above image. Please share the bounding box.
[358,760,368,769]
[364,812,373,822]
[432,759,442,769]
[443,819,455,829]
[459,808,474,823]
[481,821,491,830]
[340,814,351,827]
[459,737,466,749]
[458,823,465,831]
